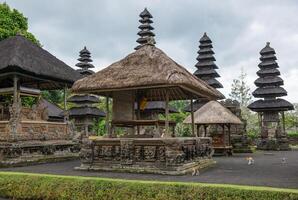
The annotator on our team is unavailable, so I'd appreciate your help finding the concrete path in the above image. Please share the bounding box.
[1,150,297,189]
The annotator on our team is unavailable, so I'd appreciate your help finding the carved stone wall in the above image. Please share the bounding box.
[78,137,214,175]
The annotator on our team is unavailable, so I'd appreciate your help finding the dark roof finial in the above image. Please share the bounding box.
[135,8,155,50]
[266,42,270,46]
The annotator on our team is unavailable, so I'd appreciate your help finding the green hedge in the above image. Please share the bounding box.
[0,172,297,200]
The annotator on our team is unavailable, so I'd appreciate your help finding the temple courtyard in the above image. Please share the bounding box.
[1,150,297,189]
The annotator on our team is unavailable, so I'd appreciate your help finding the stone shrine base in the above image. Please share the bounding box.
[76,137,215,175]
[0,140,80,167]
[256,137,290,151]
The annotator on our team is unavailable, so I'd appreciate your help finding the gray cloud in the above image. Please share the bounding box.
[3,0,298,102]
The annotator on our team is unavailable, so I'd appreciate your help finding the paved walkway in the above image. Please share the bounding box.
[1,150,297,189]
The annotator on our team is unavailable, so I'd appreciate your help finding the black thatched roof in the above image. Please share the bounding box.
[248,99,294,112]
[193,33,223,89]
[40,99,64,119]
[0,35,80,89]
[248,42,293,112]
[68,106,106,117]
[135,101,178,113]
[68,94,99,103]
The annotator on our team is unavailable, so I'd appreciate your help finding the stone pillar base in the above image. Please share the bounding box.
[256,138,290,151]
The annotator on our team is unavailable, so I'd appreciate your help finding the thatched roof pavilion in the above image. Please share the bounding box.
[72,45,223,101]
[183,101,242,125]
[184,101,242,155]
[0,35,80,89]
[74,8,217,174]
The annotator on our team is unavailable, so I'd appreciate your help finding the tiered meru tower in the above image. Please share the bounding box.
[69,47,105,138]
[135,8,155,50]
[194,32,223,89]
[248,42,293,150]
[75,47,95,77]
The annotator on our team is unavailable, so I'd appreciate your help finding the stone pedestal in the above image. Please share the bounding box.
[76,137,215,175]
[256,137,290,151]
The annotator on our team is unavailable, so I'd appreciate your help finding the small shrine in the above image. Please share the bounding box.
[68,47,105,139]
[72,9,224,175]
[248,42,294,150]
[0,35,80,166]
[184,101,242,156]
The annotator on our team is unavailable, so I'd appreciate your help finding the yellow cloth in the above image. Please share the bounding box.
[140,97,147,110]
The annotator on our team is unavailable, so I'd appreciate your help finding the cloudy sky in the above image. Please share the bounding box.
[4,0,298,102]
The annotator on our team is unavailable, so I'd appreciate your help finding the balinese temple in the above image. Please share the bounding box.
[184,101,242,156]
[185,33,223,112]
[134,8,171,120]
[248,42,294,150]
[185,33,250,153]
[0,35,80,166]
[68,47,105,139]
[135,8,155,50]
[75,47,95,77]
[72,9,224,175]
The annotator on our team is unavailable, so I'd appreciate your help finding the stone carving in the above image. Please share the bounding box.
[120,140,134,164]
[144,146,156,161]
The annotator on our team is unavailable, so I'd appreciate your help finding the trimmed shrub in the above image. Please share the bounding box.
[0,172,297,200]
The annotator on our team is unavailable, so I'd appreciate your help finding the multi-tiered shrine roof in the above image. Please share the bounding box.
[248,42,293,112]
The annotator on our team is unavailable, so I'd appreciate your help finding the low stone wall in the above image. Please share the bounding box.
[77,137,214,175]
[0,120,79,166]
[288,137,298,145]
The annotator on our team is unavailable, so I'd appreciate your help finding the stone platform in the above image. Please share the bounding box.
[76,137,215,175]
[0,140,80,167]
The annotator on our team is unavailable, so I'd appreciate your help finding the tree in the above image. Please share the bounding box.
[229,68,252,107]
[0,2,39,45]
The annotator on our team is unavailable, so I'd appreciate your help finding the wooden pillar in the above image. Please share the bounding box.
[204,125,207,137]
[136,93,140,135]
[282,111,286,134]
[196,124,200,137]
[105,95,110,137]
[227,124,231,146]
[190,98,195,137]
[164,90,170,137]
[222,124,225,147]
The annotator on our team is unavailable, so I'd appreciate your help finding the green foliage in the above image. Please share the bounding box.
[92,119,106,136]
[41,90,64,105]
[0,2,40,45]
[229,68,252,107]
[287,130,298,138]
[0,172,297,200]
[175,123,192,137]
[285,103,298,131]
[21,96,38,108]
